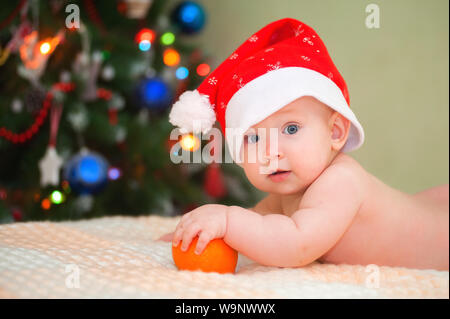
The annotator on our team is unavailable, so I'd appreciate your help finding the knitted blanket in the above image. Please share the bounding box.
[0,215,448,298]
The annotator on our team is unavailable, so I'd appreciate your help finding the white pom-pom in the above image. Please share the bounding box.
[168,90,216,134]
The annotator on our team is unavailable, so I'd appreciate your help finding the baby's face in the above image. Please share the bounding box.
[239,96,342,195]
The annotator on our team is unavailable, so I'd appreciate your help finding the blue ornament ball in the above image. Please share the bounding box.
[63,151,109,195]
[171,1,206,34]
[137,77,173,110]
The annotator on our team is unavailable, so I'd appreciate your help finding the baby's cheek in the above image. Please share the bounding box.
[241,164,273,193]
[290,146,328,182]
[241,162,263,184]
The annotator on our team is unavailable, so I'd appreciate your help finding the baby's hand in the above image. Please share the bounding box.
[172,204,228,255]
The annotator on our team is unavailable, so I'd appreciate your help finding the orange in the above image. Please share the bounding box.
[172,237,238,274]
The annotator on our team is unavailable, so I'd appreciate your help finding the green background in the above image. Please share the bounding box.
[187,0,449,194]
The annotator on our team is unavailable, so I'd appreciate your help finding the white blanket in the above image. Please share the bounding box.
[0,216,448,298]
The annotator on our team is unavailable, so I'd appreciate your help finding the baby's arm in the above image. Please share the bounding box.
[248,193,280,215]
[158,194,275,242]
[224,163,364,267]
[157,194,276,243]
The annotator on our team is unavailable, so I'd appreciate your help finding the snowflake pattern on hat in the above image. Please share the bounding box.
[267,61,282,71]
[303,37,314,46]
[208,77,218,85]
[300,55,311,62]
[248,35,258,42]
[294,24,304,37]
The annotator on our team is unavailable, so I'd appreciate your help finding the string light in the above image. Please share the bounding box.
[180,134,200,152]
[135,28,155,52]
[41,198,51,210]
[163,48,180,66]
[37,33,63,57]
[108,167,121,180]
[50,190,64,204]
[175,66,189,80]
[161,32,175,45]
[196,63,210,76]
[139,40,151,51]
[39,41,51,55]
[135,28,155,43]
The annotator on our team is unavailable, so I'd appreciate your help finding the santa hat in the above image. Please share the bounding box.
[169,18,364,163]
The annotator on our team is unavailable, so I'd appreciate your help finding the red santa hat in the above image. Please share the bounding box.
[169,18,364,163]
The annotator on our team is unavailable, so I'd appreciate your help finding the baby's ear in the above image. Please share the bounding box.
[329,111,351,151]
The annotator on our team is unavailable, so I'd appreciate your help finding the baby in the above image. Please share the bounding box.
[160,18,449,271]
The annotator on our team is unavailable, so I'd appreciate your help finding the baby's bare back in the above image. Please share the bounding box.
[318,155,449,270]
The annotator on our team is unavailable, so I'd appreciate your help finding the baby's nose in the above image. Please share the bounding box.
[263,151,284,162]
[263,138,284,161]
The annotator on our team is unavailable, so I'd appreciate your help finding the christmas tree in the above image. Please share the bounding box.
[0,0,261,223]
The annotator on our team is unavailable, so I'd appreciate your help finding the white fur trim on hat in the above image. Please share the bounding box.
[169,90,216,135]
[225,67,365,163]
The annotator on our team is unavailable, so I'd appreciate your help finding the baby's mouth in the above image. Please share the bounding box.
[267,169,292,182]
[268,169,291,176]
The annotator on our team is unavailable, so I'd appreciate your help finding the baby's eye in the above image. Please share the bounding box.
[283,124,300,135]
[245,134,259,144]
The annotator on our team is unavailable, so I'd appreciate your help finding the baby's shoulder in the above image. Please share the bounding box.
[298,153,368,213]
[321,153,368,190]
[328,153,366,177]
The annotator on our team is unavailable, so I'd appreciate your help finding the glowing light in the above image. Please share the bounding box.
[139,40,151,51]
[108,167,121,180]
[39,42,51,55]
[180,134,200,152]
[21,31,62,69]
[161,32,175,45]
[135,28,156,43]
[196,63,210,76]
[175,66,189,80]
[163,48,180,66]
[50,190,64,204]
[41,198,51,210]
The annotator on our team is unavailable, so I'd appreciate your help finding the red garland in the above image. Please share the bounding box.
[0,83,75,144]
[83,0,107,35]
[97,88,112,100]
[0,0,27,31]
[0,84,114,144]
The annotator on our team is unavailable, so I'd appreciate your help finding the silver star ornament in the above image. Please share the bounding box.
[38,146,63,186]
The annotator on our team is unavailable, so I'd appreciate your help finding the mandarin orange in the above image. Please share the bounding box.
[172,236,238,274]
